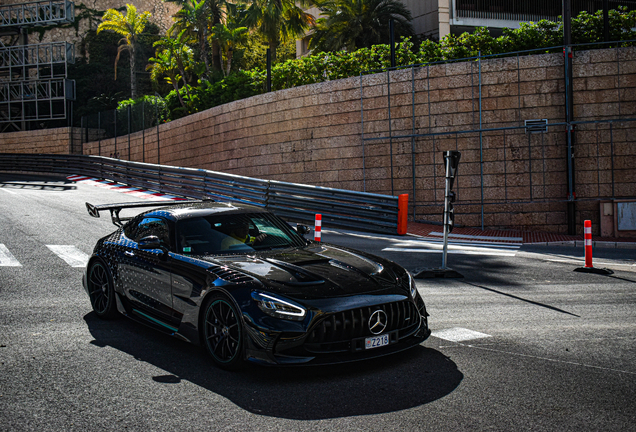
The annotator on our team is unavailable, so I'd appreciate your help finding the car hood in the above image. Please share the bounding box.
[199,244,409,300]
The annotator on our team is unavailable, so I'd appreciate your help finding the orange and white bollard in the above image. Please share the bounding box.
[584,220,593,268]
[314,214,322,242]
[575,220,612,275]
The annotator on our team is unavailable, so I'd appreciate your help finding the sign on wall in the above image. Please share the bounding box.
[617,202,636,231]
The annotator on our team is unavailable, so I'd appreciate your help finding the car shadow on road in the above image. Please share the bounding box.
[84,312,463,419]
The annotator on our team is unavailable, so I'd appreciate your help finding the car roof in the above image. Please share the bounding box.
[140,201,267,222]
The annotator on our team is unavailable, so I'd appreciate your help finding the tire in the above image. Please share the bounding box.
[202,295,244,370]
[87,260,117,319]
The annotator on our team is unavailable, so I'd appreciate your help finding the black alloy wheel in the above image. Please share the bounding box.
[203,296,244,369]
[87,261,117,319]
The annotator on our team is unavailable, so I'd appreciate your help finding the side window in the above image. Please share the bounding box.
[125,217,173,250]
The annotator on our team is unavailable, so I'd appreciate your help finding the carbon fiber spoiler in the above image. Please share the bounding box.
[85,200,202,227]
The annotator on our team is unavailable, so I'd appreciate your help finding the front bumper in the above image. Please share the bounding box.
[244,313,431,366]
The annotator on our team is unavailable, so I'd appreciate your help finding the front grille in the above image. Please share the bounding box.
[304,300,421,353]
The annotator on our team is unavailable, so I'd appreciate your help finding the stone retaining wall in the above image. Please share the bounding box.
[3,46,635,235]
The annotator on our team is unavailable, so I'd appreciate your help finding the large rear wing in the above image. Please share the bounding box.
[86,200,202,227]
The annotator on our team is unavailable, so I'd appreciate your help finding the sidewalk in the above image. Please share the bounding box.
[407,221,636,249]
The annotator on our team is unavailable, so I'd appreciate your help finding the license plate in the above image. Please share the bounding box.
[365,334,389,349]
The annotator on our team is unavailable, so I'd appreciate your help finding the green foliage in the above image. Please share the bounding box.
[164,70,265,119]
[117,95,169,121]
[82,6,636,125]
[310,0,414,52]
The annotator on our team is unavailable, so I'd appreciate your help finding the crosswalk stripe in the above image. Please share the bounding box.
[431,327,492,342]
[46,245,89,268]
[0,244,21,266]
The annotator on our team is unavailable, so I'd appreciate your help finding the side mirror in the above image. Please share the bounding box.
[139,235,162,250]
[296,224,310,236]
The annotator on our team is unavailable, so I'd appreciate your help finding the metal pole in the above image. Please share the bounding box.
[442,156,451,269]
[411,66,416,220]
[113,109,117,158]
[155,94,160,164]
[603,0,610,43]
[142,99,145,163]
[98,111,101,156]
[564,0,576,235]
[360,73,366,192]
[478,51,484,230]
[266,48,272,92]
[127,105,131,160]
[387,69,394,195]
[390,18,396,69]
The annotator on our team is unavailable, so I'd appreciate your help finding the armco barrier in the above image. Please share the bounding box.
[0,153,401,234]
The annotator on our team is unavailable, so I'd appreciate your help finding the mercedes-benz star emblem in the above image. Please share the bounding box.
[368,310,388,335]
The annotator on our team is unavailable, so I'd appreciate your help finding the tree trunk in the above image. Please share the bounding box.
[130,44,137,99]
[173,80,186,108]
[225,47,233,76]
[179,65,192,102]
[200,35,211,78]
[212,39,222,72]
[269,39,279,63]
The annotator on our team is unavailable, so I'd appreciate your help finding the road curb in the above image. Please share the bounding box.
[527,240,636,249]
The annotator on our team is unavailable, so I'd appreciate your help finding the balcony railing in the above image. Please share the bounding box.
[0,0,74,28]
[455,0,636,22]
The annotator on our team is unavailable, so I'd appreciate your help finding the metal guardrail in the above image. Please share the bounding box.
[0,153,401,234]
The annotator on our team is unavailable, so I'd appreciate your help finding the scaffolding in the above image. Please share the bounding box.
[0,1,75,131]
[0,41,75,81]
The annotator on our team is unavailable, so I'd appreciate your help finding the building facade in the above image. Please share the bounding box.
[409,0,636,41]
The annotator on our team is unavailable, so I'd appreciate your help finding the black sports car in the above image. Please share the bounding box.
[83,200,430,369]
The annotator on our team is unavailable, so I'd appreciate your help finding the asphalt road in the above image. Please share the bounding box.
[1,173,635,431]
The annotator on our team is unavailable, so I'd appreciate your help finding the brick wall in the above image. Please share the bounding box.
[0,127,75,154]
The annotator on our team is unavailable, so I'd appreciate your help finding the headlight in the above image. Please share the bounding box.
[251,292,307,321]
[407,271,418,299]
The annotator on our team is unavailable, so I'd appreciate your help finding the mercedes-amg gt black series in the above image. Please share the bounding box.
[83,200,430,369]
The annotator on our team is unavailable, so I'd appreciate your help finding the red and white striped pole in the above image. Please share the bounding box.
[584,220,593,268]
[314,214,322,242]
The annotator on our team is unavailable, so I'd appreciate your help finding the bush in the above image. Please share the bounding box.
[151,7,636,121]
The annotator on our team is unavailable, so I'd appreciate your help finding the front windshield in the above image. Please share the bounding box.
[176,212,306,255]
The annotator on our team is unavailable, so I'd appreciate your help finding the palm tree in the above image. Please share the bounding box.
[152,29,196,103]
[239,0,315,61]
[169,0,225,77]
[309,0,414,52]
[212,3,249,76]
[147,50,187,107]
[97,4,152,99]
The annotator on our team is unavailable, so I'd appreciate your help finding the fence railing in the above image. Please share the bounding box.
[0,153,401,234]
[360,41,636,232]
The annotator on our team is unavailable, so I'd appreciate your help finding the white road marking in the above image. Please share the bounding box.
[427,231,523,242]
[0,187,17,194]
[391,238,521,249]
[383,247,517,257]
[0,244,21,266]
[431,327,492,342]
[46,245,89,268]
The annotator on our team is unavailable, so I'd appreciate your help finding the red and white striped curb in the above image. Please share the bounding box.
[66,175,187,201]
